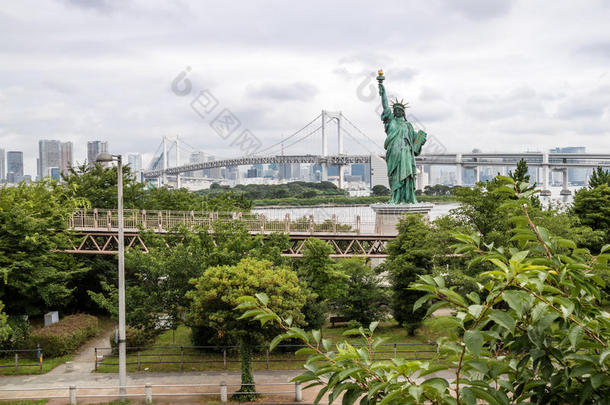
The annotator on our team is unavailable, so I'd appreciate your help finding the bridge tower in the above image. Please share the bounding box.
[321,110,345,188]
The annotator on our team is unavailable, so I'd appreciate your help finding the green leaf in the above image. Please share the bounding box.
[369,321,379,333]
[342,388,362,405]
[568,325,583,350]
[413,294,432,312]
[468,304,484,318]
[408,385,423,402]
[469,387,502,405]
[313,384,330,405]
[255,292,269,306]
[489,310,516,334]
[464,330,484,356]
[502,290,524,318]
[312,329,321,344]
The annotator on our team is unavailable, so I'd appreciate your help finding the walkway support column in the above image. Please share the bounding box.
[560,168,571,196]
[456,154,463,186]
[541,152,551,196]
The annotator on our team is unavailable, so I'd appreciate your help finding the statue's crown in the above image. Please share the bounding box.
[391,98,409,110]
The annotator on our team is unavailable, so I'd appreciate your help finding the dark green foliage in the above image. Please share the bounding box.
[109,326,157,350]
[198,181,346,201]
[588,166,610,188]
[0,181,89,316]
[381,215,436,334]
[371,185,390,196]
[27,314,98,357]
[573,184,610,243]
[334,258,389,325]
[62,163,251,211]
[508,158,533,187]
[421,184,455,196]
[0,316,31,351]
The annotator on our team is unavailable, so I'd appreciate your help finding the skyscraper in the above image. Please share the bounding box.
[189,151,206,178]
[7,151,24,183]
[0,148,5,182]
[127,153,143,181]
[60,142,73,175]
[38,140,61,180]
[87,141,108,166]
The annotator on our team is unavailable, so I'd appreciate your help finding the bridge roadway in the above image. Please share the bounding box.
[66,209,391,258]
[143,152,610,178]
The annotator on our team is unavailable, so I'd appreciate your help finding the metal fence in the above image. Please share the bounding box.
[68,209,377,235]
[0,347,44,373]
[0,381,304,404]
[94,343,438,372]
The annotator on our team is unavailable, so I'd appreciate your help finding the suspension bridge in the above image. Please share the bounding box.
[141,110,610,195]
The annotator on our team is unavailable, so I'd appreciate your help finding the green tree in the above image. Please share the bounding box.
[380,215,436,334]
[295,238,349,328]
[334,258,389,326]
[240,177,610,404]
[588,166,610,188]
[0,181,88,316]
[187,258,307,401]
[573,184,610,242]
[371,184,390,196]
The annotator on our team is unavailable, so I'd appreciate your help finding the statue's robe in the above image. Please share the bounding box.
[381,108,427,204]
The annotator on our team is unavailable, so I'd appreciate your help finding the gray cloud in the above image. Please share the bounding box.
[246,82,318,102]
[439,0,513,20]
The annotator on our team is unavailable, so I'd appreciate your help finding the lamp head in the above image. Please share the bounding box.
[95,152,114,163]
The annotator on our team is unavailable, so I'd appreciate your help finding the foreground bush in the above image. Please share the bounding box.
[240,177,610,404]
[28,314,98,357]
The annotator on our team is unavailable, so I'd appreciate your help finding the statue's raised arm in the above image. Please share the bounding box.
[377,69,390,115]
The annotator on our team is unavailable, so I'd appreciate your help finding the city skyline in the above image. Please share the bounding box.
[1,1,609,178]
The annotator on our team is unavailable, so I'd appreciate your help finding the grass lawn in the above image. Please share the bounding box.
[0,354,74,376]
[0,316,114,376]
[0,401,48,405]
[96,319,451,373]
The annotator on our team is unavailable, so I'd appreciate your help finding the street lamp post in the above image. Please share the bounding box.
[96,153,127,399]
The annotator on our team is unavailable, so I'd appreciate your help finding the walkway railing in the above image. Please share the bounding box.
[94,343,438,372]
[69,209,377,235]
[0,382,304,404]
[0,347,44,373]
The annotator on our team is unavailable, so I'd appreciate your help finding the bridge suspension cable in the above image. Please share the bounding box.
[252,112,322,156]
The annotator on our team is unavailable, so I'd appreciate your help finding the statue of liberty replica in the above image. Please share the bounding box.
[377,69,427,204]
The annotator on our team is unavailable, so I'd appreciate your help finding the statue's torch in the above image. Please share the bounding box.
[377,69,385,83]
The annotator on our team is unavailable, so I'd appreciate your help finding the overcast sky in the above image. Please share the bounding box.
[1,0,609,176]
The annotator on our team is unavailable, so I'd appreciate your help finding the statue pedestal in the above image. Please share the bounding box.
[370,203,434,235]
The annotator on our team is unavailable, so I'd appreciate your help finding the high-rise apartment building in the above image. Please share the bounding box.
[87,141,108,166]
[0,148,5,182]
[60,142,73,175]
[38,140,61,180]
[7,151,24,183]
[189,151,206,178]
[127,153,143,181]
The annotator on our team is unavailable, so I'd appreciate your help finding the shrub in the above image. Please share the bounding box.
[109,326,158,350]
[0,316,32,352]
[27,314,98,358]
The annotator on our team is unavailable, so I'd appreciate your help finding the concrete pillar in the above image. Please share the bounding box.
[145,383,152,404]
[321,163,328,181]
[295,382,303,402]
[69,385,77,405]
[220,381,228,403]
[474,166,480,184]
[541,152,551,196]
[560,168,571,195]
[338,165,343,188]
[455,154,463,186]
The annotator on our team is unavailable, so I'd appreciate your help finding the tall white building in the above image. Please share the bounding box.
[38,140,61,180]
[127,153,143,181]
[0,148,5,182]
[60,142,73,175]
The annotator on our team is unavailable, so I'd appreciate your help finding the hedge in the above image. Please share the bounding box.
[28,314,99,358]
[109,326,158,350]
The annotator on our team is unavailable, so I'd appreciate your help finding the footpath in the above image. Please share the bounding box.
[0,326,454,404]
